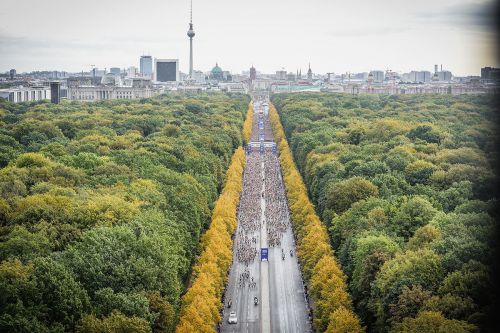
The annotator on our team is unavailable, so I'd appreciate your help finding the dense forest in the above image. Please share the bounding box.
[269,104,363,332]
[271,93,499,333]
[0,93,249,332]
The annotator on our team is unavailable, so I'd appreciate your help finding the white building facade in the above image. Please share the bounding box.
[0,86,51,103]
[68,86,154,101]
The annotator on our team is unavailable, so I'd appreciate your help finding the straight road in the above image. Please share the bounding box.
[220,136,262,333]
[221,97,311,333]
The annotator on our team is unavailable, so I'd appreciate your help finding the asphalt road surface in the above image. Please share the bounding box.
[220,98,311,333]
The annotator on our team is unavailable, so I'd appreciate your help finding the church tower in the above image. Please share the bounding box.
[307,63,313,81]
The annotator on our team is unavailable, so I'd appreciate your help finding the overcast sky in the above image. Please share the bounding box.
[0,0,497,76]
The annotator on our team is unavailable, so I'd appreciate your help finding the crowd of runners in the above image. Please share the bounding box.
[235,153,261,269]
[236,232,258,266]
[235,99,292,264]
[221,96,312,332]
[238,155,262,233]
[264,151,291,248]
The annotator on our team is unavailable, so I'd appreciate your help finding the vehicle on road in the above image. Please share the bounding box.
[282,253,285,260]
[228,311,237,324]
[227,299,232,308]
[254,297,259,306]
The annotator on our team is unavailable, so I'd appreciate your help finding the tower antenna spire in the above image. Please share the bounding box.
[187,0,195,79]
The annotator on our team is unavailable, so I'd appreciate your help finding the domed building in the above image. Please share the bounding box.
[367,71,374,84]
[210,62,224,81]
[101,73,122,86]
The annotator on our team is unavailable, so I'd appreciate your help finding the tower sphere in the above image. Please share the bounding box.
[187,24,195,38]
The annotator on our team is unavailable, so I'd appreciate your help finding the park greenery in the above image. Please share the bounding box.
[0,93,249,332]
[176,103,251,332]
[271,93,498,333]
[269,104,363,332]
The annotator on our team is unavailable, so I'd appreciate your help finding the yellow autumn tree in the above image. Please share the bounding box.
[326,307,364,333]
[242,102,254,145]
[176,147,245,333]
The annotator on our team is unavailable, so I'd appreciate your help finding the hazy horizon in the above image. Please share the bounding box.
[0,0,498,76]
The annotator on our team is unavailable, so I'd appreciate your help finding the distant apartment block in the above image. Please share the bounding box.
[404,71,432,83]
[154,59,179,82]
[109,67,121,75]
[370,70,385,83]
[127,66,138,78]
[275,70,287,80]
[434,71,453,81]
[481,67,500,81]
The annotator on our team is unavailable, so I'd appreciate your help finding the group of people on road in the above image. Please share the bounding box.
[233,268,257,290]
[236,232,258,265]
[264,150,291,248]
[235,150,261,268]
[220,98,313,331]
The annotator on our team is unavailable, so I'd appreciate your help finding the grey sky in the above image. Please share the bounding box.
[0,0,497,76]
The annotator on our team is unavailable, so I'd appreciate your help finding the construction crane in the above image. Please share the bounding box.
[326,72,335,83]
[340,72,351,83]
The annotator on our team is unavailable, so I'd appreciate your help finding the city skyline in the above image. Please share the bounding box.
[0,0,498,76]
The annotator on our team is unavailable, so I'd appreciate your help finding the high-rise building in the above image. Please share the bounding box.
[9,69,16,80]
[187,0,195,78]
[420,71,431,82]
[192,70,206,83]
[275,70,286,80]
[370,70,384,83]
[352,72,368,80]
[50,82,61,104]
[250,66,257,80]
[438,71,452,81]
[155,59,179,82]
[140,55,153,78]
[223,71,232,82]
[481,67,500,81]
[127,66,138,78]
[408,70,431,83]
[110,67,121,75]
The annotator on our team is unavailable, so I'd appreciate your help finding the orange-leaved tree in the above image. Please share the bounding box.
[242,102,254,145]
[176,147,245,333]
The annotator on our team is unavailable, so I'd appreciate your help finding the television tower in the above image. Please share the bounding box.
[187,0,195,79]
